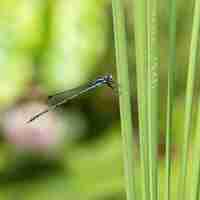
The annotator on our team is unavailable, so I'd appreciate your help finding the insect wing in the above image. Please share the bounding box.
[47,83,91,106]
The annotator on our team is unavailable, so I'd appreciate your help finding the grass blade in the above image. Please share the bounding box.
[185,1,200,200]
[190,92,200,200]
[178,0,200,199]
[146,0,159,200]
[165,0,176,200]
[112,1,136,199]
[133,0,150,200]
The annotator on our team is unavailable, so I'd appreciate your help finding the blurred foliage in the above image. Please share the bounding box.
[0,0,196,199]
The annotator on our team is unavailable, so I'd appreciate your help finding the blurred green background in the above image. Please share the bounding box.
[0,0,195,199]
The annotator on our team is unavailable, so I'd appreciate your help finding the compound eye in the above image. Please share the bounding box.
[108,75,112,81]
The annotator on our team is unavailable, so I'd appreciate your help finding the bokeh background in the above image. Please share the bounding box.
[0,0,195,199]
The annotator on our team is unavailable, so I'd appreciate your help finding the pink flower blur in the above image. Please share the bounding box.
[2,102,63,153]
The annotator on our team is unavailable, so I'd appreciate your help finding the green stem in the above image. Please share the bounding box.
[178,0,200,199]
[165,0,176,200]
[187,1,200,199]
[190,95,200,200]
[112,1,136,199]
[133,0,149,200]
[146,0,159,200]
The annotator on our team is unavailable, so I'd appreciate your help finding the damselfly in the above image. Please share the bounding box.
[27,74,115,123]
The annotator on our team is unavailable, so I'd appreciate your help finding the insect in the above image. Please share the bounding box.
[27,74,116,123]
